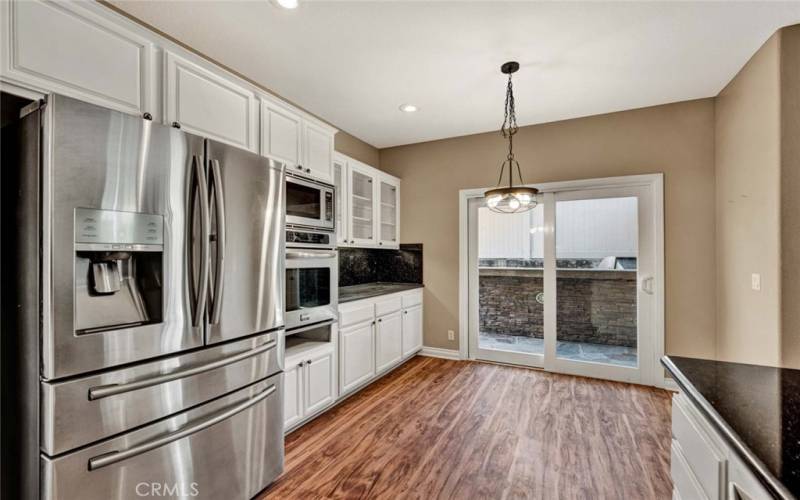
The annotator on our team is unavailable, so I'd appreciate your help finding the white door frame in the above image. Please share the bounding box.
[458,173,665,388]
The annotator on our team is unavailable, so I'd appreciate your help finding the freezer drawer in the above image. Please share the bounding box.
[41,330,283,456]
[42,374,284,500]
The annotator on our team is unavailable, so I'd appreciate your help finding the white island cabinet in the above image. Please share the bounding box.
[670,391,773,500]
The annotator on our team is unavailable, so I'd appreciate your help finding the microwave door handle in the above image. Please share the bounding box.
[88,384,276,470]
[193,155,211,328]
[209,159,225,325]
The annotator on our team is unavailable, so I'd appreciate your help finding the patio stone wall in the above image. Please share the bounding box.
[479,268,637,347]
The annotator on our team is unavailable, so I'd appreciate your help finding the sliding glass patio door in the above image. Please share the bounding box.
[467,177,661,385]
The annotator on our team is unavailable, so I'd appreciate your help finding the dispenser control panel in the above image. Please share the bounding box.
[75,208,163,250]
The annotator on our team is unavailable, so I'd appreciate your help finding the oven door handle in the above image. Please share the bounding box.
[286,250,337,260]
[88,339,278,400]
[88,384,277,471]
[209,158,226,325]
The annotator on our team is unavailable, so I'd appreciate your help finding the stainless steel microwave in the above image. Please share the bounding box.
[285,174,334,230]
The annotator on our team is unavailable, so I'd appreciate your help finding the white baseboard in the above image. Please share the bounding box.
[662,377,680,392]
[419,346,462,360]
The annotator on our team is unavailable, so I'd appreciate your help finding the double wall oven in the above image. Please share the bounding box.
[285,174,338,332]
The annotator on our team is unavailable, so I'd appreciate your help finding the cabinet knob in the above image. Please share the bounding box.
[296,165,303,170]
[142,112,153,121]
[297,362,303,367]
[171,122,181,129]
[350,240,355,244]
[404,311,408,315]
[379,242,383,245]
[378,318,382,323]
[306,168,311,173]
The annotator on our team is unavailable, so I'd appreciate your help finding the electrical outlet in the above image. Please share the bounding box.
[447,330,455,341]
[751,273,761,291]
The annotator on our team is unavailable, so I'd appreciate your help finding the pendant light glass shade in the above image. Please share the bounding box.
[485,61,538,214]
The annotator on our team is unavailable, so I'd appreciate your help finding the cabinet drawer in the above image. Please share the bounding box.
[375,295,402,317]
[672,440,709,500]
[402,289,422,308]
[339,302,374,328]
[672,395,725,499]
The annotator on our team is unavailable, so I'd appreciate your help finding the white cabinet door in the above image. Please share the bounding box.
[340,321,375,394]
[378,176,400,248]
[348,162,378,246]
[333,155,349,246]
[402,305,423,358]
[0,0,154,115]
[305,349,336,416]
[165,52,257,152]
[376,312,403,373]
[283,358,304,430]
[261,99,301,166]
[303,121,333,182]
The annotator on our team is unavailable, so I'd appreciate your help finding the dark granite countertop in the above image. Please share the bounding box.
[662,355,800,499]
[339,282,423,304]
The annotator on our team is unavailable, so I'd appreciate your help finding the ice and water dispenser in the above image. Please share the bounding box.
[74,208,164,334]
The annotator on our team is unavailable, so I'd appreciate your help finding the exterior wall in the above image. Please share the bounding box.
[479,268,637,347]
[380,99,716,356]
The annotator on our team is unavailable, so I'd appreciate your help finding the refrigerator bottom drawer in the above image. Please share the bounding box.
[42,374,284,500]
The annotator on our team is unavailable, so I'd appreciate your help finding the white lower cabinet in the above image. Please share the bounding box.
[340,321,375,395]
[283,360,304,430]
[375,312,403,373]
[284,341,337,432]
[402,305,423,358]
[305,349,336,415]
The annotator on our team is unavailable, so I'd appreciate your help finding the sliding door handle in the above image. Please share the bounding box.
[193,156,211,327]
[88,384,276,470]
[209,159,226,325]
[640,275,655,295]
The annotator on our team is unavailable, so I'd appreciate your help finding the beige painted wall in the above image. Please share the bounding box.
[780,26,800,367]
[714,33,782,366]
[335,131,380,167]
[380,99,717,357]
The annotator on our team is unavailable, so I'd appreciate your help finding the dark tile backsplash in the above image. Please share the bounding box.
[339,244,423,286]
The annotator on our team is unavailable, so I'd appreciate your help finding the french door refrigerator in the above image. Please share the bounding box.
[1,94,286,500]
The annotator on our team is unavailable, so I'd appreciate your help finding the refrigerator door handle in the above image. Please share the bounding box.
[193,155,211,328]
[87,383,277,470]
[87,339,278,400]
[209,158,226,326]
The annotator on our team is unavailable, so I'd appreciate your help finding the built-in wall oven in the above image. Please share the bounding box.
[285,174,334,230]
[285,248,338,331]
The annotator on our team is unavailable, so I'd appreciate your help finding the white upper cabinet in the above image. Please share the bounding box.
[261,99,302,166]
[348,161,378,246]
[0,0,154,115]
[303,121,334,182]
[333,154,349,246]
[378,175,400,248]
[164,51,257,152]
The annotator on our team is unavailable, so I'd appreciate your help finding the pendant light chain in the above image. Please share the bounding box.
[485,61,539,214]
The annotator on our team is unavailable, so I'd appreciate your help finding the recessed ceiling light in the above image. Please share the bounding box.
[399,104,418,113]
[273,0,298,9]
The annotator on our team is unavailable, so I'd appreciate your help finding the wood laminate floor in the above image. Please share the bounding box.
[259,356,672,500]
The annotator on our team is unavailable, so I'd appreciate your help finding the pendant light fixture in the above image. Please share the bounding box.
[485,61,539,214]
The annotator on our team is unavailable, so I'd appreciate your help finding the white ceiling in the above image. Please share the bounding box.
[110,1,800,149]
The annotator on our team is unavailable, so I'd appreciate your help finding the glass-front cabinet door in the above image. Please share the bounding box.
[378,176,400,248]
[348,162,376,246]
[333,155,348,246]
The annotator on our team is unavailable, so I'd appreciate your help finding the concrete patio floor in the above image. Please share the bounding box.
[478,332,637,368]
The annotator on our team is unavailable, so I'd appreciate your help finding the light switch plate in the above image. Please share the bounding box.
[751,273,761,291]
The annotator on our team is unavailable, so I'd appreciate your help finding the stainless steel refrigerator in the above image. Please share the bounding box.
[1,94,286,499]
